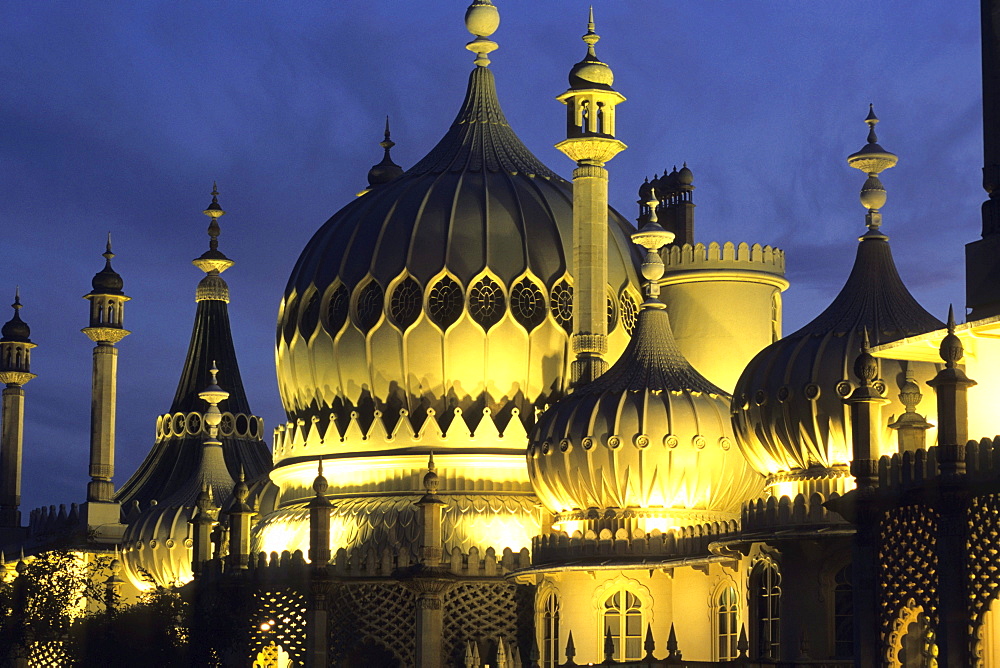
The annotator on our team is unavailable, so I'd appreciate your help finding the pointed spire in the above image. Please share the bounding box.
[603,626,615,662]
[666,622,680,657]
[464,0,499,67]
[193,183,234,276]
[564,631,576,662]
[631,189,674,304]
[940,304,964,369]
[643,623,656,660]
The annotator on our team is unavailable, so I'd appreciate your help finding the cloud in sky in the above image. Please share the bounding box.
[0,1,983,513]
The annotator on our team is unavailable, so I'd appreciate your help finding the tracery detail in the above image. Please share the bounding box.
[428,276,463,329]
[550,280,573,333]
[510,278,546,331]
[620,291,638,336]
[355,280,384,332]
[325,284,350,336]
[468,276,506,330]
[389,277,423,329]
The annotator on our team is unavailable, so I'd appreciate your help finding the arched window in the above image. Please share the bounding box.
[540,591,560,668]
[603,589,643,662]
[978,597,1000,667]
[833,564,853,658]
[716,586,740,661]
[750,561,780,659]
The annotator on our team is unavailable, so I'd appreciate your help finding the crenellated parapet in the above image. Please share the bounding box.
[740,492,850,534]
[531,521,739,567]
[662,241,786,278]
[658,241,788,394]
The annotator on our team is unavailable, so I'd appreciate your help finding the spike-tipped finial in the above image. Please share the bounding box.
[103,232,114,261]
[564,631,576,660]
[313,458,329,497]
[363,116,404,192]
[603,626,615,661]
[194,183,234,277]
[939,304,964,368]
[465,0,499,67]
[848,105,898,233]
[422,451,440,495]
[854,327,879,387]
[11,287,20,313]
[631,189,674,304]
[199,362,230,438]
[2,287,32,344]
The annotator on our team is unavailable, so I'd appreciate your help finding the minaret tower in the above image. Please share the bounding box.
[0,290,36,531]
[555,9,626,385]
[82,236,129,528]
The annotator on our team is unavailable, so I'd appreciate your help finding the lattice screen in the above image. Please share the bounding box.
[328,582,416,667]
[443,582,533,667]
[968,495,1000,625]
[879,505,939,643]
[250,588,307,665]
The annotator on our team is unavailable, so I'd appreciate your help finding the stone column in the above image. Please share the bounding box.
[306,461,331,668]
[845,337,887,668]
[86,341,120,502]
[0,383,27,527]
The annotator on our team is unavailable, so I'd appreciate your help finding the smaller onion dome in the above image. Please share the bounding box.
[121,366,239,589]
[677,163,694,186]
[733,110,941,481]
[1,290,30,343]
[528,195,762,530]
[89,236,124,296]
[568,8,615,90]
[364,118,404,191]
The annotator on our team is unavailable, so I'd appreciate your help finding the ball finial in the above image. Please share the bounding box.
[465,0,499,66]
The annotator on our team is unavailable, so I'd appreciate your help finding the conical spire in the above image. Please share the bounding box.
[115,193,270,509]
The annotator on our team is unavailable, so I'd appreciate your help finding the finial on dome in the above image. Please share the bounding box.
[631,189,674,305]
[847,104,897,235]
[194,183,234,276]
[362,116,404,194]
[465,0,499,67]
[199,362,230,439]
[88,234,125,296]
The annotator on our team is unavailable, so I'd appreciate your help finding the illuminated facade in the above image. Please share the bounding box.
[6,1,1000,667]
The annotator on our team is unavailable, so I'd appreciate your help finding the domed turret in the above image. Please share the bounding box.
[89,236,124,296]
[0,290,30,344]
[732,109,942,493]
[529,194,763,532]
[568,8,614,90]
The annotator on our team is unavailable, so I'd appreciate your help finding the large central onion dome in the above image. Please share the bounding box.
[274,42,641,462]
[528,202,763,532]
[732,109,943,491]
[261,3,641,563]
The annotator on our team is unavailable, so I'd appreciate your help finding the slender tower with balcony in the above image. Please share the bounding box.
[0,290,35,534]
[82,237,129,532]
[555,9,626,386]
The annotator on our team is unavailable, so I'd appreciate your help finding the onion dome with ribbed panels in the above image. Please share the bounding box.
[121,365,239,589]
[89,236,124,295]
[732,110,943,488]
[274,5,642,463]
[528,196,763,532]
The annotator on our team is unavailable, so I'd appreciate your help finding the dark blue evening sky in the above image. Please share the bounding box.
[0,2,982,514]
